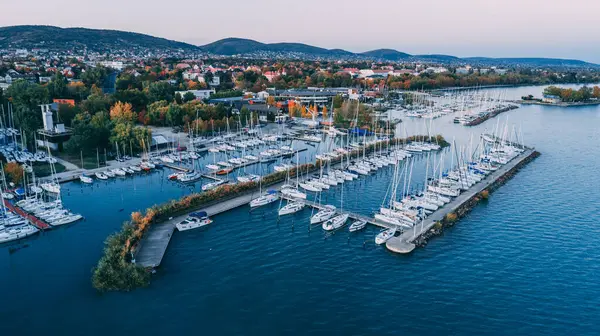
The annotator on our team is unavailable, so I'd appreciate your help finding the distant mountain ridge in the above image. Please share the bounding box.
[0,25,200,51]
[1,25,598,68]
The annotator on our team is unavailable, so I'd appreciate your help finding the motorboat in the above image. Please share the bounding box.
[375,228,397,245]
[216,167,233,175]
[175,211,213,231]
[310,205,336,224]
[122,167,135,174]
[79,175,93,184]
[278,201,305,216]
[348,219,367,232]
[322,213,349,231]
[95,172,108,180]
[112,168,126,176]
[104,170,115,178]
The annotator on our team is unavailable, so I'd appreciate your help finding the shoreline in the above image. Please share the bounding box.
[517,100,600,107]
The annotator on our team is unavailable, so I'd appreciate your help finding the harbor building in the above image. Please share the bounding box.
[36,104,73,151]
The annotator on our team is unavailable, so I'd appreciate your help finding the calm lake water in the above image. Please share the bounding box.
[1,85,600,335]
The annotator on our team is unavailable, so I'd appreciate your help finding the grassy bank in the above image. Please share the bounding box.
[91,134,449,292]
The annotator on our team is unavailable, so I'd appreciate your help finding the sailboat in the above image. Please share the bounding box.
[278,201,305,216]
[40,147,60,194]
[310,205,336,224]
[279,151,307,199]
[322,179,348,231]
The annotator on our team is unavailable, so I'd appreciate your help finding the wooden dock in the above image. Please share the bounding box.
[279,195,395,229]
[386,148,535,254]
[4,200,51,230]
[134,143,416,268]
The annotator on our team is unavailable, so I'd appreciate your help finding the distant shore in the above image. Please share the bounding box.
[517,100,600,107]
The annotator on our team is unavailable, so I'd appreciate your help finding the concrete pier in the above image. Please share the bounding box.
[386,148,535,254]
[278,195,395,229]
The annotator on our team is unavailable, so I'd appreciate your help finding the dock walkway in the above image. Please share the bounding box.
[386,148,534,254]
[4,199,51,230]
[278,195,395,229]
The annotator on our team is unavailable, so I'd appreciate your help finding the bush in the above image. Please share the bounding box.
[444,213,458,223]
[479,190,489,199]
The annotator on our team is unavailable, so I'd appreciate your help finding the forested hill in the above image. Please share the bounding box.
[1,25,598,68]
[0,25,200,51]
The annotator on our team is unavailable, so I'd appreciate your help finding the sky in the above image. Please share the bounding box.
[3,0,600,63]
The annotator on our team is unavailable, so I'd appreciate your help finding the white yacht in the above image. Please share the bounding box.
[348,219,367,232]
[79,175,93,184]
[95,172,108,180]
[322,213,349,231]
[175,211,213,232]
[375,228,397,245]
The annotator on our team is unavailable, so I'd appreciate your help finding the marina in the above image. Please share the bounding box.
[1,82,598,335]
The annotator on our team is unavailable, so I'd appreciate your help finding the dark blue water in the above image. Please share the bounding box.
[2,85,600,335]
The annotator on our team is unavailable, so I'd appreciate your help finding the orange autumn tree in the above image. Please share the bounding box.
[110,101,137,124]
[4,162,24,185]
[322,106,328,120]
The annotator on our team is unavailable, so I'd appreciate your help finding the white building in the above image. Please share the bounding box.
[99,61,124,70]
[257,91,270,100]
[175,89,216,100]
[456,67,471,75]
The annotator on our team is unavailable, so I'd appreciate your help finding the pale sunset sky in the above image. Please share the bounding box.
[2,0,599,62]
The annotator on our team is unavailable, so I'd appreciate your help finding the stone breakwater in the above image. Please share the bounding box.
[414,150,541,247]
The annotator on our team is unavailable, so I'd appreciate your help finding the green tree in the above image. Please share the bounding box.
[165,104,183,126]
[47,72,68,99]
[175,92,183,104]
[56,103,80,127]
[333,94,343,109]
[183,91,196,102]
[148,81,174,103]
[113,89,148,112]
[81,93,112,115]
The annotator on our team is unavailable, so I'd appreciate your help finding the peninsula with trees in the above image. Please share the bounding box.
[520,85,600,106]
